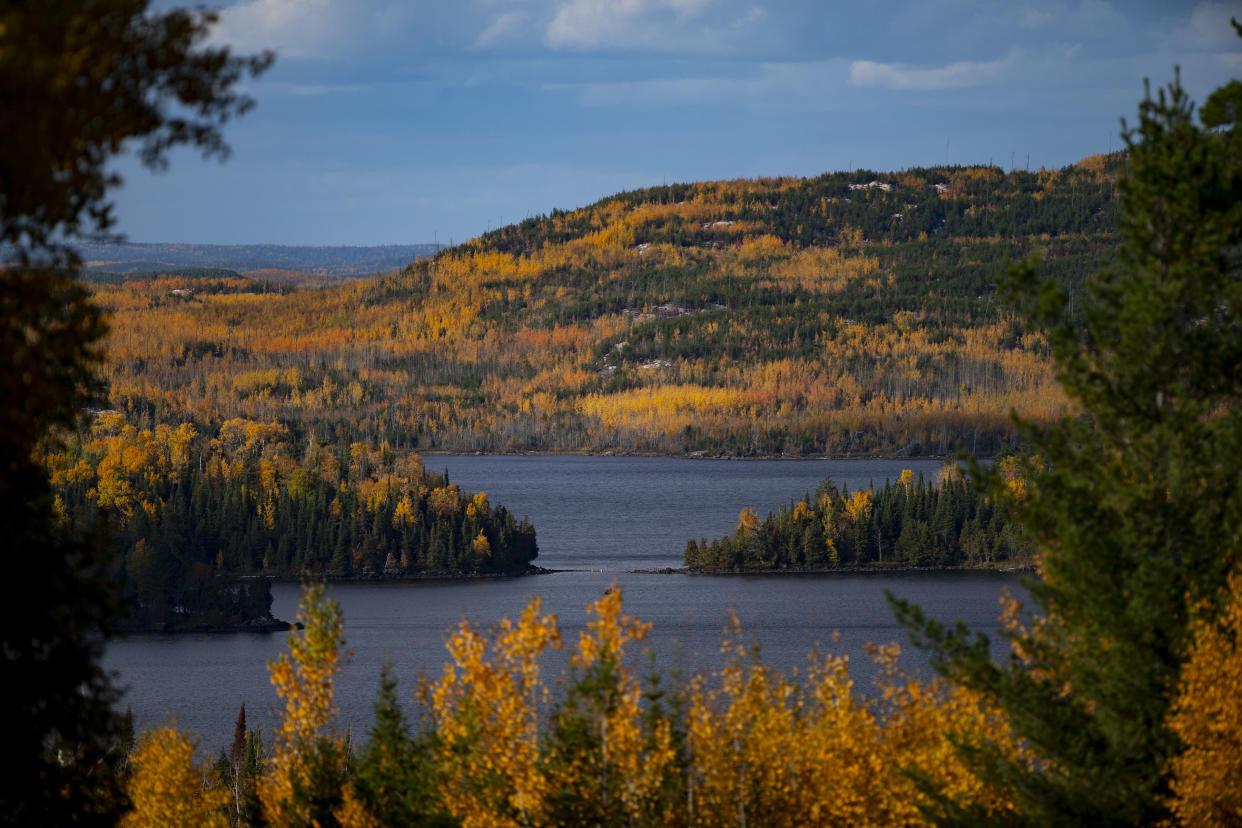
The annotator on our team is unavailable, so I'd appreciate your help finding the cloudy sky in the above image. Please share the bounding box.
[114,0,1242,246]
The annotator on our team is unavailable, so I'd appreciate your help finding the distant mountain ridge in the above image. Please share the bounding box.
[75,241,442,278]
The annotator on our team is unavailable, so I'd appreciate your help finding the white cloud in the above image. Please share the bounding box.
[212,0,337,57]
[849,55,1014,91]
[1017,7,1055,29]
[545,0,749,52]
[1178,2,1242,50]
[211,0,419,59]
[544,59,853,108]
[1219,51,1242,71]
[474,11,530,48]
[1001,1,1130,40]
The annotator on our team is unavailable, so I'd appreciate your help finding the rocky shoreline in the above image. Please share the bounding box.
[114,616,299,635]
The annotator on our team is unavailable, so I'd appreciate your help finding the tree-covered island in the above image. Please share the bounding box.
[684,464,1033,572]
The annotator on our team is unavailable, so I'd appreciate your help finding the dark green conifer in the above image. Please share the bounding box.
[892,56,1242,825]
[354,662,453,827]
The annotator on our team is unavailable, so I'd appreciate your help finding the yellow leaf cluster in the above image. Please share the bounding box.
[429,597,562,828]
[685,628,1017,827]
[1167,569,1242,826]
[260,584,348,826]
[121,727,228,828]
[736,507,761,539]
[551,588,676,822]
[846,488,873,523]
[117,586,1033,826]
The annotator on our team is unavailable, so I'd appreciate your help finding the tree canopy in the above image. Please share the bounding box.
[893,49,1242,826]
[0,2,270,822]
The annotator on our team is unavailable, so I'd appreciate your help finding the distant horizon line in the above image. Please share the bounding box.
[80,240,446,250]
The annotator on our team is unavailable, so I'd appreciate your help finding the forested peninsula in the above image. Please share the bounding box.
[46,415,537,630]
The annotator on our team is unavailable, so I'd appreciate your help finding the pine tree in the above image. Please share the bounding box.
[893,52,1242,825]
[354,662,452,827]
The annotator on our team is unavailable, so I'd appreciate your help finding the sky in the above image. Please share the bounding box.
[112,0,1242,246]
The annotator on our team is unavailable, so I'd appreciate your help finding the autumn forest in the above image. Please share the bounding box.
[38,157,1122,625]
[91,158,1120,459]
[8,0,1242,824]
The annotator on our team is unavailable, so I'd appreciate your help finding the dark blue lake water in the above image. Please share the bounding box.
[104,455,1025,749]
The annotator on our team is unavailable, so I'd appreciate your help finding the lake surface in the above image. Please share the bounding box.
[104,455,1025,749]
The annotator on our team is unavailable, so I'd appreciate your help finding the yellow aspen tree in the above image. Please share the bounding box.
[1167,568,1242,827]
[428,596,562,828]
[259,584,350,827]
[471,530,491,560]
[545,588,676,825]
[846,489,873,524]
[335,785,380,828]
[121,726,229,828]
[392,494,417,531]
[820,506,838,564]
[736,507,760,539]
[785,651,896,826]
[684,628,1019,826]
[685,615,804,827]
[864,642,1020,822]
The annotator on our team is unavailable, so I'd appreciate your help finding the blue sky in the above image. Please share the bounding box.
[113,0,1242,246]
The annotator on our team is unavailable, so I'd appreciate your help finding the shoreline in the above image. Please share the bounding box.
[257,565,554,584]
[416,449,985,462]
[114,617,299,636]
[658,564,1034,576]
[255,563,1032,582]
[114,565,1032,634]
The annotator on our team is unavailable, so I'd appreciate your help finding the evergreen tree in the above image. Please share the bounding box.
[354,662,454,827]
[892,54,1242,826]
[214,703,262,826]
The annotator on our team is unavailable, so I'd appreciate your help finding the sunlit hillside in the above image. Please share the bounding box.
[94,155,1122,456]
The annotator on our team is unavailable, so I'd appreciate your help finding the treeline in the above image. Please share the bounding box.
[684,466,1033,571]
[46,414,537,629]
[480,156,1122,254]
[86,157,1124,459]
[80,267,250,285]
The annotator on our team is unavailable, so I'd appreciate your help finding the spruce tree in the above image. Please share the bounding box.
[892,53,1242,825]
[354,662,452,827]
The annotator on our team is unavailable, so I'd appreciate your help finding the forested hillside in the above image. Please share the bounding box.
[91,155,1121,458]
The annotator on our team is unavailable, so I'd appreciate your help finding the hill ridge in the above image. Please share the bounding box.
[88,154,1122,457]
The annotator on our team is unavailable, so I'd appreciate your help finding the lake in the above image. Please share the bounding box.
[104,455,1026,748]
